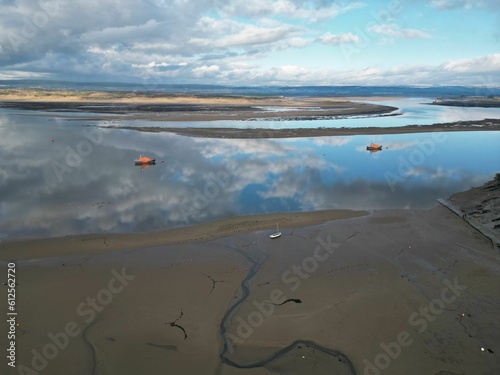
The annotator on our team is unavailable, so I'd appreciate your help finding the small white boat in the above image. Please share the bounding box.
[270,223,281,239]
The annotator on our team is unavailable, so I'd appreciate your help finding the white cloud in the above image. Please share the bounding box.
[278,64,308,76]
[216,0,363,22]
[192,24,295,49]
[429,0,476,9]
[426,0,498,9]
[248,64,311,84]
[0,70,52,79]
[320,32,360,45]
[441,54,500,73]
[130,42,178,53]
[188,52,500,86]
[368,24,432,39]
[383,141,419,151]
[81,19,161,45]
[286,37,311,48]
[311,137,352,147]
[185,16,310,60]
[192,64,220,77]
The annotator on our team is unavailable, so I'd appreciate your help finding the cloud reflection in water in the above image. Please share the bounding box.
[0,112,498,239]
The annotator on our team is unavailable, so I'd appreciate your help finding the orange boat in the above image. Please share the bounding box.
[366,143,383,151]
[134,154,156,165]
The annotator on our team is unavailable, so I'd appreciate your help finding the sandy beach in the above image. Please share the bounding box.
[1,181,499,375]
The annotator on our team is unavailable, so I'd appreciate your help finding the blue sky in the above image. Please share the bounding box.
[0,0,498,86]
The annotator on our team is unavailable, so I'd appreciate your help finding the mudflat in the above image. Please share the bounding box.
[1,186,499,374]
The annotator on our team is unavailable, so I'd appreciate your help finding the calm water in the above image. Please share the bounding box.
[1,103,499,239]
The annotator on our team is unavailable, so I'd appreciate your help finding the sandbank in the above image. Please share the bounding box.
[0,209,367,260]
[102,118,500,139]
[0,88,398,122]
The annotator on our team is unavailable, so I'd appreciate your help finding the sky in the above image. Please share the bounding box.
[0,0,499,86]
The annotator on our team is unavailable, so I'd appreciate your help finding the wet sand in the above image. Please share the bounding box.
[1,184,499,375]
[431,97,500,108]
[449,174,500,236]
[0,210,368,260]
